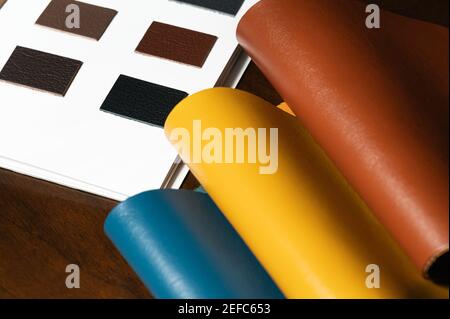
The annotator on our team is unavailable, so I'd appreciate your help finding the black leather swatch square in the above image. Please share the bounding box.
[100,75,188,127]
[0,46,82,96]
[174,0,244,15]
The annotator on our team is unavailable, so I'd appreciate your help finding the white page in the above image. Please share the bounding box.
[0,0,257,201]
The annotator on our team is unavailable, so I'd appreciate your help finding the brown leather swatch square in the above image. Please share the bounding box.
[136,21,217,67]
[0,0,6,9]
[35,0,117,41]
[0,46,82,96]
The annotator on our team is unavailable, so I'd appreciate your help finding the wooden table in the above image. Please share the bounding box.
[0,1,447,298]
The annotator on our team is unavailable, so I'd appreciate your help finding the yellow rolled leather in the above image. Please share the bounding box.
[164,88,447,299]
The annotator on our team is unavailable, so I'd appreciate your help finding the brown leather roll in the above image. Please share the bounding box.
[237,0,449,282]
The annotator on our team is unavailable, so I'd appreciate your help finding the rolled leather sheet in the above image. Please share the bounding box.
[164,88,448,298]
[237,0,449,280]
[104,189,284,299]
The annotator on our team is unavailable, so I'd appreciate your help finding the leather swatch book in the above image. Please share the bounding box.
[0,0,258,200]
[105,0,448,299]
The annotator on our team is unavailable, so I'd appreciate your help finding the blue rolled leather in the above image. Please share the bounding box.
[104,189,284,299]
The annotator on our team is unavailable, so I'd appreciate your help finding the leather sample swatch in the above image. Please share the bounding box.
[0,46,82,96]
[0,0,6,9]
[174,0,245,15]
[100,75,188,127]
[237,0,449,282]
[165,88,448,299]
[136,21,217,67]
[105,189,284,299]
[35,0,117,41]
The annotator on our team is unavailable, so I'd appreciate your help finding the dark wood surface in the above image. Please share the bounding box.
[0,1,447,299]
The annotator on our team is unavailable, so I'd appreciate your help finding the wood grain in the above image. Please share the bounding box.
[0,168,152,298]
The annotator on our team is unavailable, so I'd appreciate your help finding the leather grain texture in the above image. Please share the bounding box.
[104,189,284,299]
[100,75,188,127]
[0,46,82,96]
[237,0,449,280]
[136,21,217,67]
[165,88,448,298]
[35,0,117,41]
[175,0,245,15]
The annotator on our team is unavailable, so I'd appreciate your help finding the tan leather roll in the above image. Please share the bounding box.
[237,0,449,281]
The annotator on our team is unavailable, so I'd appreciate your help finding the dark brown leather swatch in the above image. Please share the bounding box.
[136,21,217,67]
[35,0,117,41]
[100,75,188,127]
[0,46,82,96]
[174,0,245,15]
